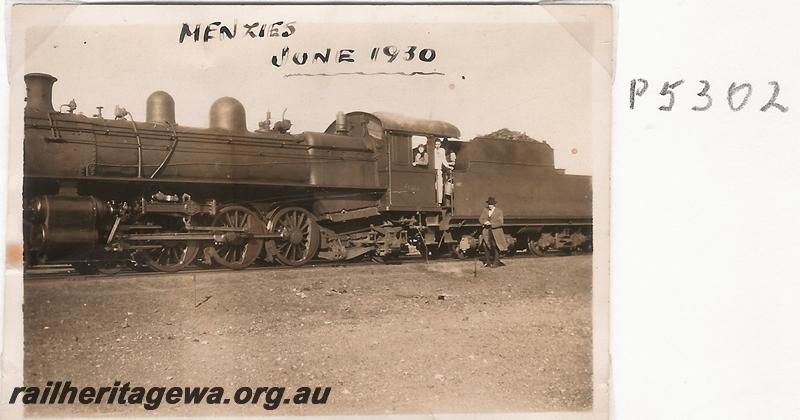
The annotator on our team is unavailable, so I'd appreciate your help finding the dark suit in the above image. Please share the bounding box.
[479,206,508,266]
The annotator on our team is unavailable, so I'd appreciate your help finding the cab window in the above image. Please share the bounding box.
[411,136,429,168]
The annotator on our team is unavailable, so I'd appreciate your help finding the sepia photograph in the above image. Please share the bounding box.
[3,4,610,417]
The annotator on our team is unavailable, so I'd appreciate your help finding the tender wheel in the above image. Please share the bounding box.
[448,243,469,260]
[528,237,546,257]
[268,207,320,266]
[208,206,265,270]
[428,242,449,260]
[504,242,519,258]
[370,250,400,264]
[138,240,200,272]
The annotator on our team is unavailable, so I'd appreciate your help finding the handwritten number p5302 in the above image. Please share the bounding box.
[628,79,788,112]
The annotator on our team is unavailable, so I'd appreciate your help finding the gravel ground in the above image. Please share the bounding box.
[22,255,593,416]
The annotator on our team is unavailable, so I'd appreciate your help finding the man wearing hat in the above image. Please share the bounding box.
[479,196,508,267]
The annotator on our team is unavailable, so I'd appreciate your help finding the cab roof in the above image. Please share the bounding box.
[372,112,461,139]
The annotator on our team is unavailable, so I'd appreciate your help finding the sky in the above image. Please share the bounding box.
[15,4,611,175]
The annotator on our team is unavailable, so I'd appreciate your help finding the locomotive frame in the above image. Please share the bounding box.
[23,73,592,274]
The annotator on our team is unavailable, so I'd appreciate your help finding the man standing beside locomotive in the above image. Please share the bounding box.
[479,196,508,268]
[432,138,454,206]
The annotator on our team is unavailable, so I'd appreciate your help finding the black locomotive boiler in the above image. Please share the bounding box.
[23,73,592,274]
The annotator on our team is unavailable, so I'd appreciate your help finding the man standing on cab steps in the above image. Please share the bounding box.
[479,196,508,267]
[432,138,453,206]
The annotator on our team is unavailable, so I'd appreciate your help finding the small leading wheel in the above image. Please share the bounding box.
[528,236,546,257]
[268,207,320,266]
[138,240,200,272]
[208,206,265,270]
[95,258,126,275]
[72,262,99,275]
[73,251,128,275]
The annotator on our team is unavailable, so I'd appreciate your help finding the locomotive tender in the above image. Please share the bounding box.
[23,72,592,273]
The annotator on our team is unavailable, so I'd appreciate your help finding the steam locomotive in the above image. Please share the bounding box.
[23,73,592,274]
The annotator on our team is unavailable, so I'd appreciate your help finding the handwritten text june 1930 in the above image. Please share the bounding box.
[271,46,437,67]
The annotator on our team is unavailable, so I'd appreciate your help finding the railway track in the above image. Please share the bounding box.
[23,250,578,282]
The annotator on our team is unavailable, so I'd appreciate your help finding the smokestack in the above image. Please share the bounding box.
[24,73,57,112]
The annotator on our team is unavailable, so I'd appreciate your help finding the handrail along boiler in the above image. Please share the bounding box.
[22,73,592,273]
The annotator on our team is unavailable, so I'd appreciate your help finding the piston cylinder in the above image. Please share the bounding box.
[27,195,112,260]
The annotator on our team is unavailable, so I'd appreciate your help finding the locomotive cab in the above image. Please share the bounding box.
[326,111,462,211]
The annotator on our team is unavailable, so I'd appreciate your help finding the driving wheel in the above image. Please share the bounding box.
[528,236,546,256]
[138,238,200,272]
[208,206,265,269]
[268,207,320,266]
